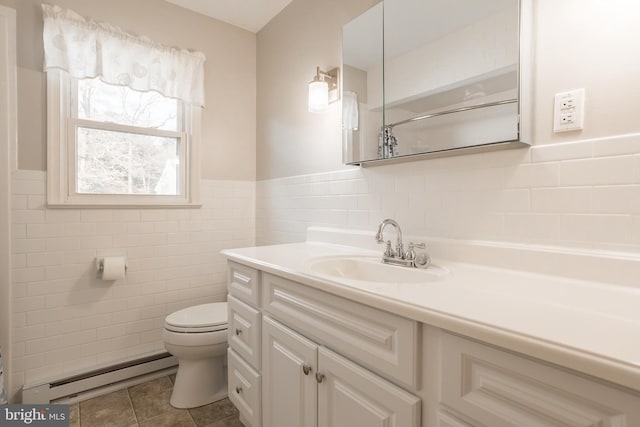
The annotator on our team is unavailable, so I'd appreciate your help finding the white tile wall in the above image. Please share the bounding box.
[9,132,640,400]
[10,170,255,400]
[257,133,640,254]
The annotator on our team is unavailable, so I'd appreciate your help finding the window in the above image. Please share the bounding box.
[47,70,201,207]
[42,4,205,208]
[75,78,181,196]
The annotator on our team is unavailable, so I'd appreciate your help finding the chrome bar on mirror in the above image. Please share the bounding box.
[386,98,518,129]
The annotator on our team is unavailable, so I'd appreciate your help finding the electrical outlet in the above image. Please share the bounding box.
[560,112,575,124]
[560,98,575,110]
[554,89,585,132]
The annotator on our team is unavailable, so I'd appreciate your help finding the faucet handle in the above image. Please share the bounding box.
[383,240,395,257]
[405,242,426,262]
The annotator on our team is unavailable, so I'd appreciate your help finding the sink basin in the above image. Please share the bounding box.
[307,256,448,284]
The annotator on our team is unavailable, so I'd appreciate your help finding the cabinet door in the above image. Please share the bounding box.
[317,347,421,427]
[262,316,318,427]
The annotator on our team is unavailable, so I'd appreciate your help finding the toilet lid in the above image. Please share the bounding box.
[165,303,228,333]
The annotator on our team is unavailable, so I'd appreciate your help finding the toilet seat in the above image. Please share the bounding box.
[165,303,228,333]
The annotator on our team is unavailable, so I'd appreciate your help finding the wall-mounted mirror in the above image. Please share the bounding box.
[342,0,532,166]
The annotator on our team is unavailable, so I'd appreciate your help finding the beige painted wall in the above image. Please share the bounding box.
[256,0,640,180]
[533,0,640,145]
[0,0,257,181]
[256,0,379,180]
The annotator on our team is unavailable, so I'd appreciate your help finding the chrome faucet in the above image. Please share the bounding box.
[375,219,430,268]
[378,126,399,159]
[375,218,404,258]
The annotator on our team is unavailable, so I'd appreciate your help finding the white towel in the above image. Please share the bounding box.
[0,346,7,404]
[342,91,359,131]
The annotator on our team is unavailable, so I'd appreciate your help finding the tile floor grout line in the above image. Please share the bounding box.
[186,406,198,427]
[127,386,140,427]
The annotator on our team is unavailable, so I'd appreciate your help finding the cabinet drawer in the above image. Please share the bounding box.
[262,273,420,389]
[228,294,261,369]
[441,333,640,427]
[228,348,262,427]
[228,261,261,307]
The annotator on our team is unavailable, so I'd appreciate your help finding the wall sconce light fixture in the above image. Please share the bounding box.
[308,66,340,113]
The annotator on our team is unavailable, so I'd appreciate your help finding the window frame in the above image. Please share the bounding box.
[46,69,201,208]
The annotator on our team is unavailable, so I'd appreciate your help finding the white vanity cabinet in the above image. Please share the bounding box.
[227,262,422,427]
[225,259,640,427]
[262,315,421,427]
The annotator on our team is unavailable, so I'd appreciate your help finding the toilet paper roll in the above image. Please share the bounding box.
[101,256,126,280]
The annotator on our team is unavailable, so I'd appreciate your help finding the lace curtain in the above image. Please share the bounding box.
[42,4,206,107]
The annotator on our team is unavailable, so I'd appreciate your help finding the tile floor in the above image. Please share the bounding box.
[69,374,242,427]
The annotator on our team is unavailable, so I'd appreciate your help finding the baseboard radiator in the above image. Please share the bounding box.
[22,352,177,404]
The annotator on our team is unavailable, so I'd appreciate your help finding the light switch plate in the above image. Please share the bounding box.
[554,89,585,132]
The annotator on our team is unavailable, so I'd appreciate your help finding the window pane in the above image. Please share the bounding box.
[77,127,180,195]
[77,78,179,131]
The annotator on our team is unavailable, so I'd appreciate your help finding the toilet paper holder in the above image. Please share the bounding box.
[97,259,128,273]
[96,257,128,275]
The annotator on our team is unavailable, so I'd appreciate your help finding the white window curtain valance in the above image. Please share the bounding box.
[42,4,206,107]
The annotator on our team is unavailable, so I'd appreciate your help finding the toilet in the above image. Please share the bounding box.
[163,302,228,408]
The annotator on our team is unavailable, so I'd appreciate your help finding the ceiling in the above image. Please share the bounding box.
[164,0,294,33]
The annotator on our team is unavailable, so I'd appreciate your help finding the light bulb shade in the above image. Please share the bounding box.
[308,79,329,113]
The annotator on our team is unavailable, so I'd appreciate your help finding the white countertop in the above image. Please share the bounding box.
[222,238,640,392]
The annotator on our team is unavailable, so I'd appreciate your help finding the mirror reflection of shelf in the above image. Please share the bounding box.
[384,64,517,114]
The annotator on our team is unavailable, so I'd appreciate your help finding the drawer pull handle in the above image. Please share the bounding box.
[315,372,325,383]
[235,386,242,394]
[235,328,242,336]
[302,364,312,375]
